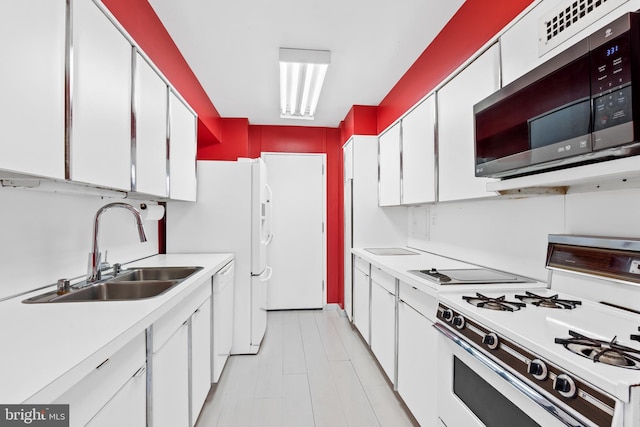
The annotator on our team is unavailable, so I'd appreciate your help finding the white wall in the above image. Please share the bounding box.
[0,188,159,300]
[408,187,640,281]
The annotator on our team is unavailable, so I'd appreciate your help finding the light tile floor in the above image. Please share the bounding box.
[195,308,418,427]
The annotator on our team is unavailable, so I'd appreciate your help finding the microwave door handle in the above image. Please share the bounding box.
[434,323,584,427]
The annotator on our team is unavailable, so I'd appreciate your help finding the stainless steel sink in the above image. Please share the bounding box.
[110,266,202,282]
[23,266,203,303]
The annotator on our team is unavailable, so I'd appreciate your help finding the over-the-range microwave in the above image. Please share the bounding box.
[474,11,640,179]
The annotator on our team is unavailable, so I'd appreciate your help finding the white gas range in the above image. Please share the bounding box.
[435,235,640,427]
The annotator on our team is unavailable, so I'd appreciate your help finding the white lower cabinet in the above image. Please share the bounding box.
[370,270,396,382]
[398,299,437,427]
[86,366,147,427]
[54,332,146,427]
[151,280,212,427]
[191,299,212,425]
[153,320,190,427]
[212,261,235,382]
[353,258,371,344]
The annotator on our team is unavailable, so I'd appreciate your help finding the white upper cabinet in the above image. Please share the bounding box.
[133,52,168,197]
[70,0,132,190]
[401,94,436,204]
[169,92,197,201]
[0,1,65,179]
[378,123,401,206]
[437,44,500,202]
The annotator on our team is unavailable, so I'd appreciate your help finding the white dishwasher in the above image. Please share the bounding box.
[212,260,235,383]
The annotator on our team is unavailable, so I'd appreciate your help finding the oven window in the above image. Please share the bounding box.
[454,357,541,427]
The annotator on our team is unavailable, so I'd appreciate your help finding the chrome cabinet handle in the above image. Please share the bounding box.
[434,323,585,427]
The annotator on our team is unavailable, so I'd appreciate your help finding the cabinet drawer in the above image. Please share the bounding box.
[371,267,396,295]
[398,281,437,321]
[153,277,211,353]
[54,332,146,427]
[354,256,369,275]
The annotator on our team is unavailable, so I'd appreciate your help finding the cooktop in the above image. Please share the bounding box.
[410,268,533,285]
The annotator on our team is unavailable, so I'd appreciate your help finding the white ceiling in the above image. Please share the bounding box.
[148,0,466,128]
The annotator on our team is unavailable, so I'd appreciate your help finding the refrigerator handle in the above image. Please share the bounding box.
[265,184,274,246]
[260,266,273,282]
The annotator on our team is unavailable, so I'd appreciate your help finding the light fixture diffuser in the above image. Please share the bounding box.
[279,48,330,120]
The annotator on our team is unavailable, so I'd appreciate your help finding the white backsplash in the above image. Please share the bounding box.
[0,187,159,300]
[407,187,640,281]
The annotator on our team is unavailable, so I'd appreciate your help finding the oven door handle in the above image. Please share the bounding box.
[434,323,586,427]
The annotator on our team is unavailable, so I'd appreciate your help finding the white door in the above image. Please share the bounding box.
[262,153,326,310]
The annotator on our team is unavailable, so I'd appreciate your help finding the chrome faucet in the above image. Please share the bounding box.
[87,202,147,283]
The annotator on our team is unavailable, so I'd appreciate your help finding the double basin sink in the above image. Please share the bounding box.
[23,266,203,303]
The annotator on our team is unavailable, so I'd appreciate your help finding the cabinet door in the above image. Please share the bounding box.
[191,299,212,425]
[353,266,370,344]
[402,94,436,204]
[213,267,234,383]
[54,333,146,427]
[378,123,401,206]
[398,300,437,427]
[169,92,197,201]
[133,52,168,197]
[0,1,65,179]
[86,364,146,427]
[437,44,500,202]
[370,280,396,382]
[71,0,132,190]
[153,322,190,427]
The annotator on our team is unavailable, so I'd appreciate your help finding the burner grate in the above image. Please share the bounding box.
[462,293,526,311]
[555,330,640,369]
[515,291,582,309]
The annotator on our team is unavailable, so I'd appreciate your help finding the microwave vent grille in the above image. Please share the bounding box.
[538,0,627,56]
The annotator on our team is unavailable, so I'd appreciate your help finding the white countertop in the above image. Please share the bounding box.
[0,253,233,404]
[352,247,547,298]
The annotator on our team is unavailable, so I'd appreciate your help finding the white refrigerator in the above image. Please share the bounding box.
[166,159,272,355]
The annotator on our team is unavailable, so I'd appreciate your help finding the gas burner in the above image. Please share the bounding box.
[462,293,526,312]
[555,330,640,369]
[515,291,582,309]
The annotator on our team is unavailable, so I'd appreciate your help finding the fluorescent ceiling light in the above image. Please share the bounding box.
[279,48,330,120]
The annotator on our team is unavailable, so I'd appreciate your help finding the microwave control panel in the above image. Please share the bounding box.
[591,33,631,96]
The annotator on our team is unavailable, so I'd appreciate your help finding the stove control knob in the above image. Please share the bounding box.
[527,359,548,381]
[452,315,465,330]
[553,374,577,398]
[482,332,499,350]
[442,309,453,321]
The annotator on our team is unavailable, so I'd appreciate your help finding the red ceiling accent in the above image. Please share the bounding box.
[376,0,535,133]
[101,0,222,145]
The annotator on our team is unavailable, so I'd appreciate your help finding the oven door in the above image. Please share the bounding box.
[435,323,593,427]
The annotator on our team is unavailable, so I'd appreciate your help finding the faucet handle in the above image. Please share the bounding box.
[99,250,110,272]
[57,279,70,295]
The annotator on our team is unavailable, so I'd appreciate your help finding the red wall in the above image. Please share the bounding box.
[198,118,250,160]
[339,105,378,144]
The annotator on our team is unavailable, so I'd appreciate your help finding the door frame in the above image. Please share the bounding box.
[261,152,327,307]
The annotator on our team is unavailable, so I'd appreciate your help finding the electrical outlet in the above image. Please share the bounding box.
[630,260,640,274]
